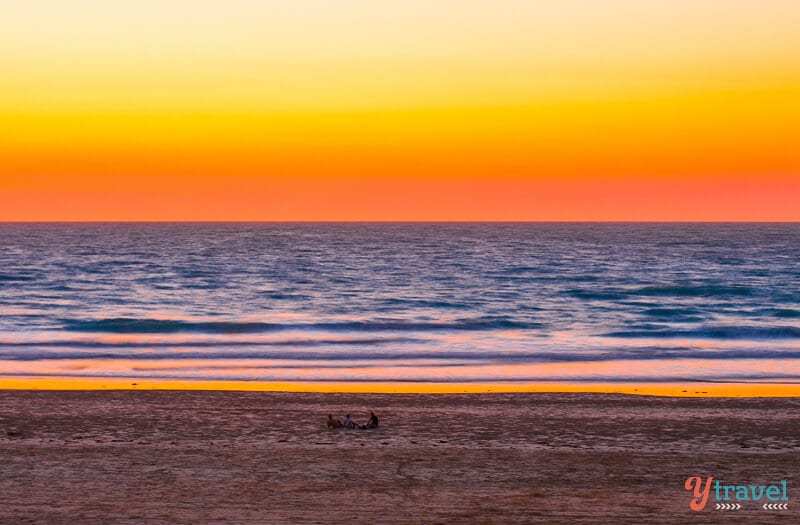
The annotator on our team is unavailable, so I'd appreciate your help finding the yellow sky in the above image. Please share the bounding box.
[4,0,800,110]
[1,0,799,220]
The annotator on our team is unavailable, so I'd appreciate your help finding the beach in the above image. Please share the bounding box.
[2,390,798,524]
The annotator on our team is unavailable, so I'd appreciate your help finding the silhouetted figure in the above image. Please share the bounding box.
[363,411,379,429]
[342,414,360,429]
[326,414,343,428]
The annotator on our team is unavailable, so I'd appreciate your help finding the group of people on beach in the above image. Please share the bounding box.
[327,411,379,429]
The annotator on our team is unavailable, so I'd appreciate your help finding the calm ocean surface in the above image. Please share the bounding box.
[1,223,798,384]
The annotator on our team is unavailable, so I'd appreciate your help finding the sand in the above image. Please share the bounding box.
[1,391,799,524]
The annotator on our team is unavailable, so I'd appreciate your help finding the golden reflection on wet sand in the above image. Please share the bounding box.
[1,376,799,397]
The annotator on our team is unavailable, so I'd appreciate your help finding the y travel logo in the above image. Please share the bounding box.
[685,476,789,512]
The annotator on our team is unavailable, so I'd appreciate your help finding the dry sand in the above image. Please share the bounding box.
[1,391,799,524]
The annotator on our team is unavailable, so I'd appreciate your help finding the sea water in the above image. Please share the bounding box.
[0,223,798,383]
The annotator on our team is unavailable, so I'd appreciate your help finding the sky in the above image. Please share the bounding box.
[1,0,798,221]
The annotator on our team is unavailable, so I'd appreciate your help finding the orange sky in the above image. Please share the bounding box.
[2,1,799,221]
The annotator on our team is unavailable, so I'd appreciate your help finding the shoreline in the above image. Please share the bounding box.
[2,376,800,397]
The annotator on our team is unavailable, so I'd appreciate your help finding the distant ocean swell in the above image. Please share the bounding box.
[3,347,800,364]
[602,326,800,339]
[60,317,544,334]
[563,284,758,301]
[53,317,800,341]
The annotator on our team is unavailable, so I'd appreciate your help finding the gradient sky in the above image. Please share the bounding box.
[2,0,798,220]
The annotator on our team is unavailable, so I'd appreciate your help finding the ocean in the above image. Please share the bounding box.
[1,223,798,384]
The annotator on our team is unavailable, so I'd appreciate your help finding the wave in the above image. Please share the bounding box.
[603,325,800,340]
[511,265,546,274]
[769,309,800,319]
[629,284,754,298]
[567,284,756,301]
[564,290,627,301]
[60,316,544,334]
[640,307,705,322]
[4,371,800,383]
[0,274,36,282]
[4,347,800,363]
[380,298,470,309]
[0,336,421,348]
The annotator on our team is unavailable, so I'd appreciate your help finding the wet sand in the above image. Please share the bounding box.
[1,391,799,524]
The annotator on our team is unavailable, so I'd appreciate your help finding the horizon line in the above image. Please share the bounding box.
[1,220,799,224]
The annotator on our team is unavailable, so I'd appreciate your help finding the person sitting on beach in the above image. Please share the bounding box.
[342,414,360,429]
[363,411,379,429]
[326,414,343,429]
